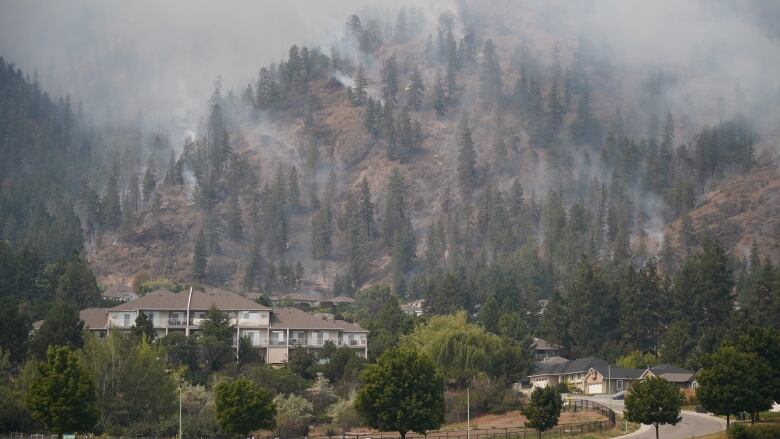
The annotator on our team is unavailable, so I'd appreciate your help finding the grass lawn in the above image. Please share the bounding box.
[695,412,780,439]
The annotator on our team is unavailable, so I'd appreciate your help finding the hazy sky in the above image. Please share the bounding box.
[1,0,779,145]
[0,0,392,139]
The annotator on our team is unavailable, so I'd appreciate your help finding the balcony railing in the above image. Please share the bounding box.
[290,338,308,346]
[167,319,192,327]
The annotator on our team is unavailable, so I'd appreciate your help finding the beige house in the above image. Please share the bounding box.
[583,365,645,395]
[91,289,367,364]
[529,356,609,391]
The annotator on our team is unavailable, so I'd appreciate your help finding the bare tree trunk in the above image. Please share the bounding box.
[655,423,659,439]
[726,414,730,429]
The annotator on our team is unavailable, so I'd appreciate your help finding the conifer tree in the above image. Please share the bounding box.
[142,158,157,203]
[288,166,301,211]
[102,168,122,231]
[407,65,425,111]
[359,176,374,236]
[382,54,399,104]
[311,205,333,276]
[226,195,243,240]
[354,65,368,106]
[457,122,477,194]
[433,69,447,117]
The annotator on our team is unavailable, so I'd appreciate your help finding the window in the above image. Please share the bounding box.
[616,380,623,391]
[123,313,131,327]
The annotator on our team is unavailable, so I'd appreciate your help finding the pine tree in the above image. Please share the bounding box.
[407,65,425,111]
[547,78,564,141]
[142,158,157,203]
[446,45,458,104]
[493,136,508,173]
[193,229,208,281]
[102,168,122,231]
[311,205,333,276]
[288,166,301,211]
[226,195,243,240]
[457,122,477,194]
[359,176,374,236]
[354,65,368,106]
[382,54,399,104]
[346,194,368,285]
[433,69,447,117]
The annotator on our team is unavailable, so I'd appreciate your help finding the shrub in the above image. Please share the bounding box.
[274,394,314,438]
[728,423,780,439]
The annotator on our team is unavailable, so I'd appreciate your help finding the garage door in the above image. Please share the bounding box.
[588,383,603,395]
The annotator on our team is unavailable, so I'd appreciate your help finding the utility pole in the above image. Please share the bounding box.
[608,364,612,413]
[179,377,183,439]
[467,386,471,439]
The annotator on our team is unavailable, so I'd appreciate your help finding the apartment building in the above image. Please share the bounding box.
[93,289,367,364]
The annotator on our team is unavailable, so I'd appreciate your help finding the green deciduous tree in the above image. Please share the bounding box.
[214,377,276,436]
[522,387,562,439]
[274,394,314,438]
[624,377,683,439]
[697,346,773,428]
[79,333,175,428]
[355,349,445,439]
[26,346,98,435]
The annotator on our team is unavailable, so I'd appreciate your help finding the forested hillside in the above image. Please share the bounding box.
[2,0,780,363]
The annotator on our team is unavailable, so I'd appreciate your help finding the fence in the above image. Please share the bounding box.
[1,400,616,439]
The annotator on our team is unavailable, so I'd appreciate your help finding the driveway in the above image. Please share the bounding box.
[582,395,727,439]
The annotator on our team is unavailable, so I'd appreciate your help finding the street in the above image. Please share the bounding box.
[584,395,727,439]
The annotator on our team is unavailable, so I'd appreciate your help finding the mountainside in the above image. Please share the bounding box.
[3,0,780,303]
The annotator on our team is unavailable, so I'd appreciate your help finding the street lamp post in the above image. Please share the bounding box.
[179,377,183,439]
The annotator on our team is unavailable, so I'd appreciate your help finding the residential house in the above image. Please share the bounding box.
[401,299,426,316]
[33,308,109,338]
[531,337,560,360]
[102,285,139,303]
[79,289,367,365]
[583,365,645,394]
[271,292,323,307]
[640,364,698,390]
[327,295,356,306]
[267,307,368,363]
[529,356,609,391]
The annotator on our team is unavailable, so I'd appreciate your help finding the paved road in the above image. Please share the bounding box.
[584,395,727,439]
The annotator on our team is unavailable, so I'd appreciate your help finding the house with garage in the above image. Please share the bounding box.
[583,365,645,394]
[529,356,609,392]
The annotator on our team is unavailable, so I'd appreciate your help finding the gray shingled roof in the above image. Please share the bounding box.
[110,289,271,311]
[270,308,368,332]
[531,356,609,376]
[80,308,109,329]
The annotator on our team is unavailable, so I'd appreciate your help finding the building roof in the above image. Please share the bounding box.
[110,289,271,312]
[270,308,368,332]
[531,356,609,377]
[329,295,355,304]
[640,364,696,383]
[33,308,109,331]
[657,372,696,383]
[80,308,109,329]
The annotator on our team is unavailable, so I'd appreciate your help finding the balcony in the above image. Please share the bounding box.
[269,339,287,346]
[167,319,192,327]
[289,338,308,346]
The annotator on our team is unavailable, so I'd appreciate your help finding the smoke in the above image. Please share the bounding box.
[0,0,403,146]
